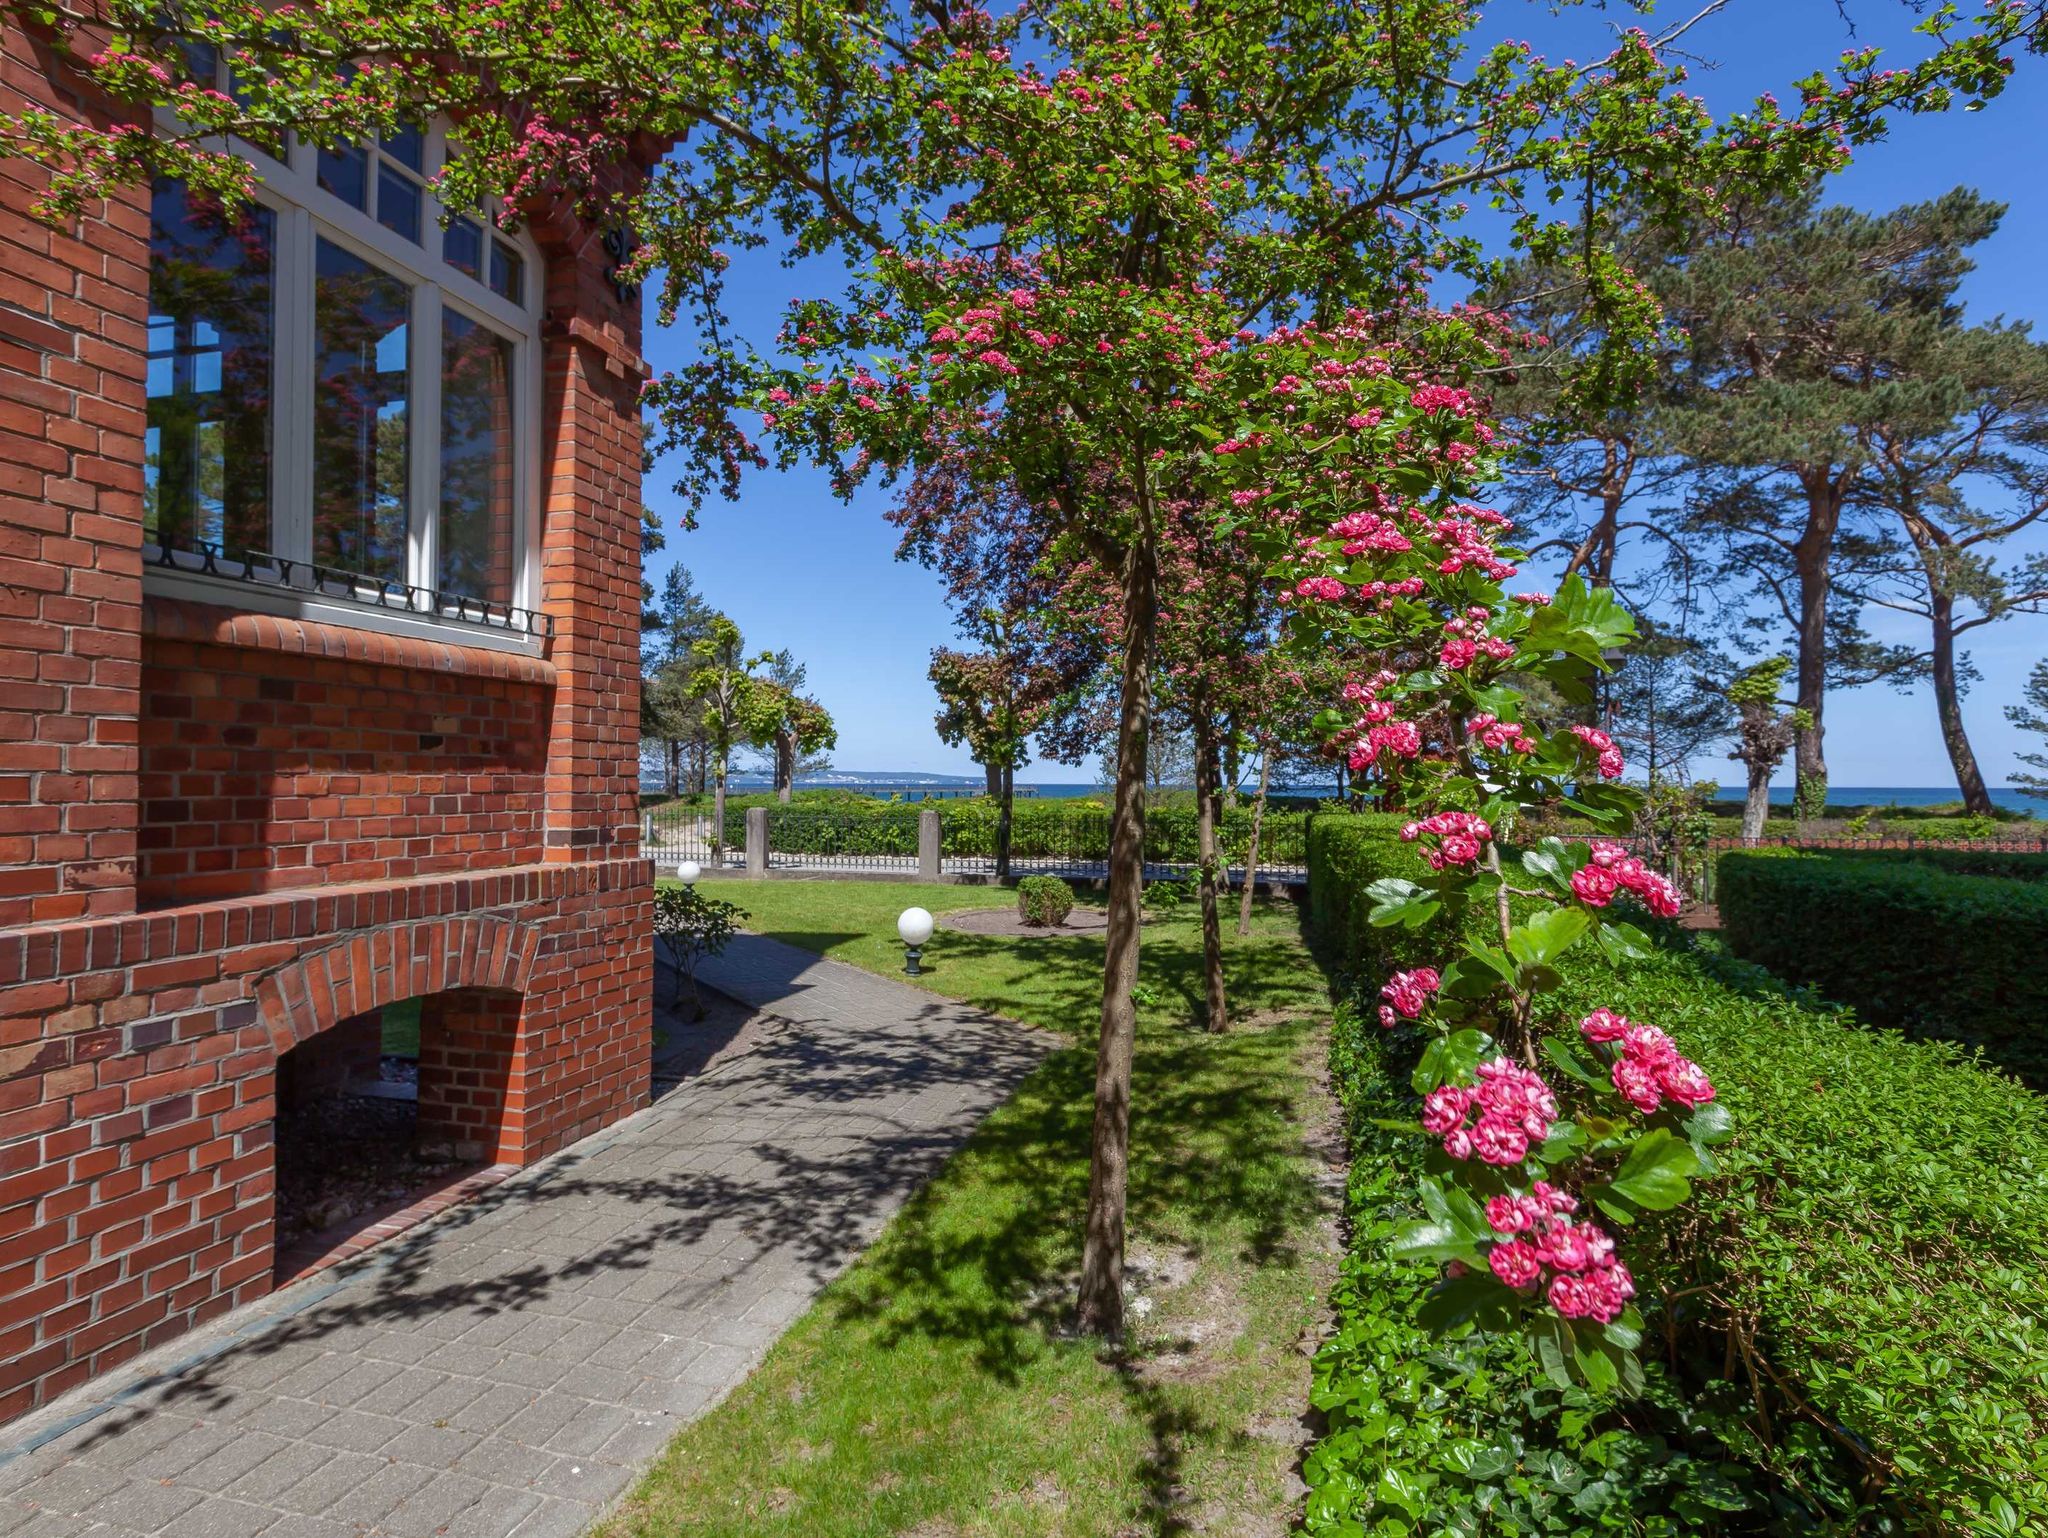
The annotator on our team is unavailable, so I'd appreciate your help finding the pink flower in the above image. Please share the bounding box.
[1439,636,1478,671]
[1531,1180,1578,1215]
[1612,1056,1665,1114]
[1420,1085,1475,1134]
[1489,1240,1543,1288]
[1472,1120,1530,1165]
[1579,1008,1629,1043]
[1486,1192,1545,1234]
[1533,1219,1592,1273]
[1659,1058,1717,1108]
[1570,866,1618,906]
[1379,968,1441,1021]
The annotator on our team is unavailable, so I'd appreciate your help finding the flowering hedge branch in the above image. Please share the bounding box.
[1211,312,1732,1393]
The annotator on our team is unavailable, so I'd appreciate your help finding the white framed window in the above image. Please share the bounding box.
[143,94,546,651]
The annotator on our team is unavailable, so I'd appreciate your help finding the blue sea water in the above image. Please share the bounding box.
[1012,782,2043,814]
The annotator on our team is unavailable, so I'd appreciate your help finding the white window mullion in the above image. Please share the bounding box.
[274,204,317,564]
[411,284,443,609]
[518,334,543,618]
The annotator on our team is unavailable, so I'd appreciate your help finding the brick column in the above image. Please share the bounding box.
[0,27,148,926]
[532,210,649,868]
[416,990,522,1164]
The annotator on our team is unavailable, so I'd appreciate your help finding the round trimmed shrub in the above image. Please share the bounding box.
[1015,875,1075,927]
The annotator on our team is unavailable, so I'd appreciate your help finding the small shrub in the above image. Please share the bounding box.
[654,882,749,1019]
[1015,875,1075,927]
[1140,875,1190,914]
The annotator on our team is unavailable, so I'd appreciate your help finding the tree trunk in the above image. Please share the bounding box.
[667,739,681,798]
[1929,587,1993,814]
[1077,532,1156,1343]
[1237,739,1270,937]
[996,760,1014,880]
[1742,759,1771,846]
[712,748,728,867]
[984,760,1003,799]
[776,732,794,803]
[1191,688,1228,1032]
[1791,472,1842,821]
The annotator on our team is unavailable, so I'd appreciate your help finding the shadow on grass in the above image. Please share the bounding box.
[769,913,1334,1536]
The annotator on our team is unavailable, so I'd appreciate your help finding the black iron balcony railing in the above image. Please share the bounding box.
[147,530,554,639]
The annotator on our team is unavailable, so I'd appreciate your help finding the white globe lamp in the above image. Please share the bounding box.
[898,906,935,975]
[677,860,702,886]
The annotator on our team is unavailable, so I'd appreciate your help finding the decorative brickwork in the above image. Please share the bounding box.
[0,23,657,1426]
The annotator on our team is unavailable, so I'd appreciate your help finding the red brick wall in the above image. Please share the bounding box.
[1,21,660,1428]
[0,20,148,929]
[137,626,551,905]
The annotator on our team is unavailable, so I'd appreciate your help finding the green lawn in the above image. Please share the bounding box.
[598,881,1341,1538]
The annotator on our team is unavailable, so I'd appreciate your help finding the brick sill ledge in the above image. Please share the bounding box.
[145,593,558,685]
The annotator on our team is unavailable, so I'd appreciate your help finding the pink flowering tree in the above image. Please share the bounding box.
[21,0,2034,1356]
[1209,311,1732,1392]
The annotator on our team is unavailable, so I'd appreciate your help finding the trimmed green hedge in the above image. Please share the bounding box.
[1718,849,2048,1083]
[1306,814,2048,1533]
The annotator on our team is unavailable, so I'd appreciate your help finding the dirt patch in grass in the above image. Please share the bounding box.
[940,905,1114,938]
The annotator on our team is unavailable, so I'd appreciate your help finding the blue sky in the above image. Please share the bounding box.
[640,2,2048,787]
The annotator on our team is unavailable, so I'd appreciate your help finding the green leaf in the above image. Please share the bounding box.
[1412,1028,1494,1095]
[1682,1101,1734,1146]
[1389,1219,1480,1265]
[1442,946,1516,999]
[1506,907,1590,968]
[1418,1272,1516,1334]
[1541,1036,1607,1089]
[1594,920,1653,964]
[1606,1128,1701,1211]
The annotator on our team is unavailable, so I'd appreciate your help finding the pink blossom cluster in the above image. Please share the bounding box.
[1485,1190,1637,1322]
[1427,514,1518,582]
[1348,719,1421,771]
[1293,575,1348,601]
[1569,724,1625,779]
[1467,712,1538,755]
[1328,509,1414,555]
[1420,1057,1557,1165]
[1568,841,1682,917]
[1437,613,1516,671]
[1377,967,1441,1027]
[1399,810,1493,869]
[1580,1010,1717,1112]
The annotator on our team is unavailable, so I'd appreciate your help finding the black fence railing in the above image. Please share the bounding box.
[150,529,553,637]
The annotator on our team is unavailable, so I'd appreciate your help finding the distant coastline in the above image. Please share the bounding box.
[650,768,2040,814]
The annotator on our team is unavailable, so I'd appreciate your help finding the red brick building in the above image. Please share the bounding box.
[0,26,654,1423]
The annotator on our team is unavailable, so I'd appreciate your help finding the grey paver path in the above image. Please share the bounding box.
[0,935,1048,1538]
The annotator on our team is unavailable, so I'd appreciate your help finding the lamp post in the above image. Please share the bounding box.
[897,906,934,976]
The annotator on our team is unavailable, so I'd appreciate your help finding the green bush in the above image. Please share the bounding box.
[1718,849,2048,1083]
[1306,820,2048,1531]
[1014,875,1075,926]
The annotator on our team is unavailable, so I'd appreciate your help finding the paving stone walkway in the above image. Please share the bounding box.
[0,935,1048,1538]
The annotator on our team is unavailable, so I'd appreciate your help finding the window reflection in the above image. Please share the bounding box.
[439,313,516,607]
[313,239,411,585]
[145,179,274,558]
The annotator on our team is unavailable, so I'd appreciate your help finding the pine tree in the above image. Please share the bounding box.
[1670,190,2003,818]
[2008,661,2048,802]
[1849,304,2048,811]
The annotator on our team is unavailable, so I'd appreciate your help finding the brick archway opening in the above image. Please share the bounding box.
[260,919,540,1282]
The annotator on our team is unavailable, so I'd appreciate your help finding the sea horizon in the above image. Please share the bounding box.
[663,768,2041,814]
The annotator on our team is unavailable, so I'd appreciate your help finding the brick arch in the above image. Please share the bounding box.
[256,916,542,1053]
